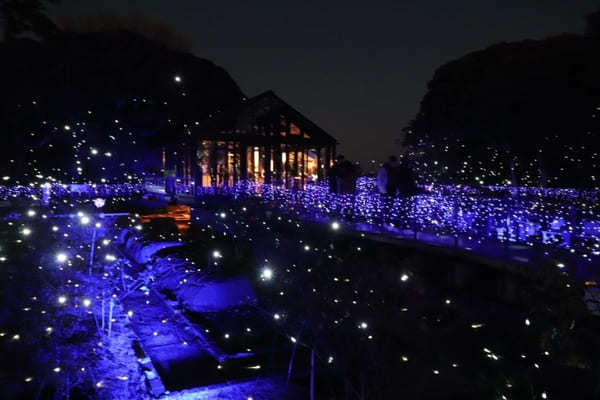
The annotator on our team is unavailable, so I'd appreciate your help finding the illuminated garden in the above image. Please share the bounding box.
[2,2,600,400]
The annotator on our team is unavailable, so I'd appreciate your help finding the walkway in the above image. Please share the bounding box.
[144,186,600,284]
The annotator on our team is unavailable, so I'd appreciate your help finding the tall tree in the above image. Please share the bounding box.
[57,10,193,52]
[0,0,59,41]
[403,33,600,188]
[585,7,600,37]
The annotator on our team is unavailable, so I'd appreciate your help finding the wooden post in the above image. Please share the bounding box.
[274,144,282,185]
[310,348,315,400]
[294,148,300,188]
[301,148,306,187]
[232,142,238,185]
[209,141,217,187]
[265,145,272,184]
[193,144,202,195]
[284,144,290,188]
[240,142,248,181]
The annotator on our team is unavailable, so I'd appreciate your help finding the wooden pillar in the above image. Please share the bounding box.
[284,144,290,188]
[294,147,300,183]
[193,144,202,196]
[240,142,248,181]
[232,142,238,184]
[274,144,282,185]
[264,145,272,184]
[301,148,306,187]
[209,141,217,187]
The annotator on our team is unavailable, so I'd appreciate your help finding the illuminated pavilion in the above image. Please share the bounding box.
[164,90,338,188]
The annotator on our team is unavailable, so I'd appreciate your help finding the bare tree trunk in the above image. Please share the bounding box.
[93,310,102,336]
[101,292,105,332]
[33,377,46,400]
[65,375,70,400]
[120,262,126,290]
[345,379,350,400]
[107,298,114,337]
[89,227,97,276]
[538,154,547,187]
[360,373,366,400]
[286,328,303,386]
[310,348,315,400]
[509,156,518,186]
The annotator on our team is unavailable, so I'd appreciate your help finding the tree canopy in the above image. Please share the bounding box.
[0,30,244,184]
[404,33,600,188]
[0,0,59,41]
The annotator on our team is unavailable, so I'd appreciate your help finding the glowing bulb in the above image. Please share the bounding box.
[58,296,67,304]
[105,254,116,261]
[359,322,368,329]
[82,298,91,307]
[27,209,36,217]
[80,216,90,225]
[331,221,340,230]
[400,274,409,282]
[212,250,222,258]
[93,198,105,208]
[56,253,68,263]
[261,267,273,280]
[174,75,182,83]
[22,228,32,236]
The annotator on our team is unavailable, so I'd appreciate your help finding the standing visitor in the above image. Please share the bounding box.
[377,156,401,225]
[377,156,401,195]
[397,157,417,197]
[329,155,346,194]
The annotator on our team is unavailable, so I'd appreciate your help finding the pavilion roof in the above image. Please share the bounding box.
[189,90,338,146]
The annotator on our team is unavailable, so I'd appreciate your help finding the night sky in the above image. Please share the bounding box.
[50,0,597,166]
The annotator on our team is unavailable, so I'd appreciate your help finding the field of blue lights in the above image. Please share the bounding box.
[0,182,599,399]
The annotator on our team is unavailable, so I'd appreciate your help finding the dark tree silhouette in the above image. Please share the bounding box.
[585,7,600,37]
[57,10,193,52]
[404,32,600,188]
[0,30,244,183]
[0,0,59,41]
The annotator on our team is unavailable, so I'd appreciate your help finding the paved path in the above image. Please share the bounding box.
[122,287,218,391]
[141,192,599,283]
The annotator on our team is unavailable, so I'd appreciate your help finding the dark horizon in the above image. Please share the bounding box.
[50,0,597,165]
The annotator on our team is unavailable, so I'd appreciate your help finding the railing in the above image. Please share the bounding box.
[0,183,145,202]
[3,179,597,265]
[157,178,600,264]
